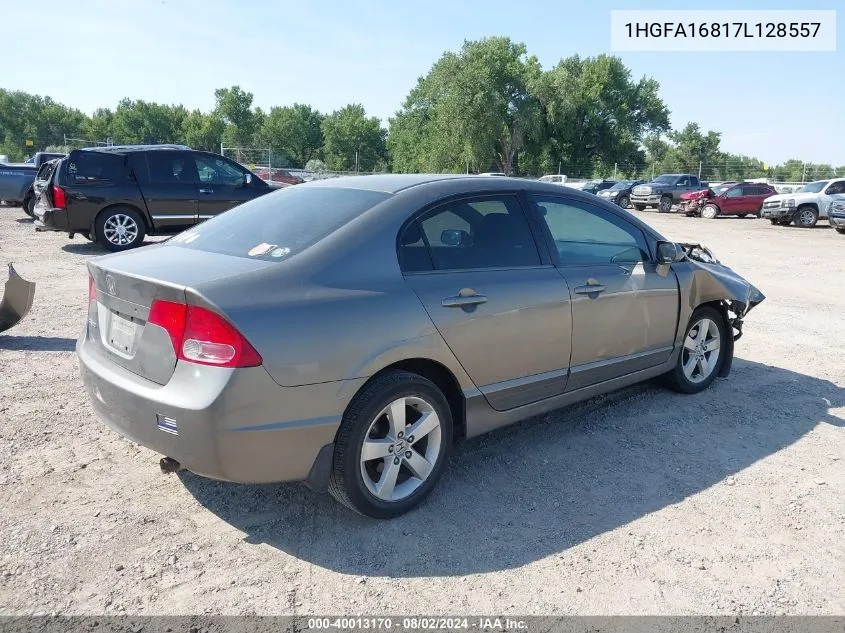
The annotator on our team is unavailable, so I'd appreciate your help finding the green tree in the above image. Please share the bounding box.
[110,99,187,145]
[214,86,258,148]
[181,110,225,152]
[321,104,386,171]
[259,104,323,167]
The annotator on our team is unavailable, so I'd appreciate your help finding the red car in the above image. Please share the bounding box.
[251,168,304,186]
[685,182,778,219]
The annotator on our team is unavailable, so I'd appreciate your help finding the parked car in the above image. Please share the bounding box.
[33,145,273,251]
[697,182,778,219]
[828,195,845,234]
[252,167,304,186]
[581,179,617,195]
[0,152,65,212]
[759,178,845,228]
[78,174,765,518]
[630,174,708,213]
[679,182,738,216]
[24,159,62,218]
[596,179,645,208]
[538,174,567,185]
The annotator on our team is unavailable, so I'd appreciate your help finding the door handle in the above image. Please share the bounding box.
[442,293,488,308]
[199,188,214,194]
[574,284,607,295]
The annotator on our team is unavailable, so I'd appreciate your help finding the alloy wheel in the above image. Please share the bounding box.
[359,396,442,502]
[103,214,140,246]
[681,318,721,384]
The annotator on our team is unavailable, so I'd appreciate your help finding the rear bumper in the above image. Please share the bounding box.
[33,207,68,231]
[77,330,364,484]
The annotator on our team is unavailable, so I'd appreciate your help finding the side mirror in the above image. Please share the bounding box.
[244,173,253,186]
[441,229,469,246]
[656,241,686,264]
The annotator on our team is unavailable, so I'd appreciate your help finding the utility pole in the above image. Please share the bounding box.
[698,161,702,179]
[355,150,359,174]
[558,161,562,175]
[801,162,807,183]
[651,164,655,181]
[613,163,617,180]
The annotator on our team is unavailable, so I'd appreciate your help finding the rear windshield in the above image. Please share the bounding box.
[169,186,391,260]
[36,161,57,181]
[66,151,125,181]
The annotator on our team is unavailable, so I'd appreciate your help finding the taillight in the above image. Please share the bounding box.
[53,185,67,209]
[88,275,97,304]
[147,299,261,368]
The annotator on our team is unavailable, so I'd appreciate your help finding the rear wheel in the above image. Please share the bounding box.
[836,228,845,235]
[769,219,779,225]
[95,207,146,252]
[617,195,630,209]
[701,204,720,220]
[666,306,727,394]
[23,196,35,218]
[658,196,673,213]
[329,370,453,519]
[795,205,819,228]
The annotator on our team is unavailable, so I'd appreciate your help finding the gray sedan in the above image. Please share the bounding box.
[78,174,765,518]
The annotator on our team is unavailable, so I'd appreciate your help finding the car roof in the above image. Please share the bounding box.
[300,173,522,194]
[76,144,192,154]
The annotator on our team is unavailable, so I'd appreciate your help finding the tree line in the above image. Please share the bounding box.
[1,37,841,181]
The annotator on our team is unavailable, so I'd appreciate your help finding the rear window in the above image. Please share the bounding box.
[66,151,125,182]
[35,161,57,181]
[169,186,391,260]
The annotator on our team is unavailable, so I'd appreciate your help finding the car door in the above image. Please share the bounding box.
[139,151,199,231]
[527,194,680,391]
[719,185,746,214]
[744,185,772,214]
[398,194,573,411]
[192,153,260,220]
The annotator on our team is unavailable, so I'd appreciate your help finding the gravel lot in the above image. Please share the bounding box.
[1,206,843,616]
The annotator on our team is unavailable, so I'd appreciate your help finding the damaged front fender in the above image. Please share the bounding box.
[0,263,36,333]
[672,244,766,377]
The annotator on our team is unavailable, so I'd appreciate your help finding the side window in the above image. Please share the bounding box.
[146,152,198,184]
[531,196,650,266]
[677,176,690,187]
[397,195,541,272]
[726,187,744,198]
[825,181,845,195]
[689,176,700,188]
[194,155,247,186]
[66,152,124,182]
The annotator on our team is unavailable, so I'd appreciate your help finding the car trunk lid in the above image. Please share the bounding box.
[86,245,273,384]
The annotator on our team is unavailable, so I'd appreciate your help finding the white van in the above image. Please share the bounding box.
[538,174,567,185]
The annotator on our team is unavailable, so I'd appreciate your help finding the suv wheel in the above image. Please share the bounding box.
[665,306,727,394]
[794,205,819,228]
[96,208,146,251]
[701,204,720,219]
[23,196,35,218]
[617,195,630,209]
[329,370,453,519]
[658,196,673,213]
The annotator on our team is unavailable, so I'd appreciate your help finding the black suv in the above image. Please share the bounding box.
[33,145,273,251]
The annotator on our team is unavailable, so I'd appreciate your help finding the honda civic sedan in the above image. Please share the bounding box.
[78,175,765,518]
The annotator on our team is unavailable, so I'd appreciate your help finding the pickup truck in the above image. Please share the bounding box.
[630,174,708,213]
[759,178,845,228]
[0,152,66,214]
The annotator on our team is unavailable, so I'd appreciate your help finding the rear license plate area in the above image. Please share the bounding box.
[106,311,139,356]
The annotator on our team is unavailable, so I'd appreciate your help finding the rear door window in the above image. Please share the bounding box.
[170,186,391,260]
[66,152,125,182]
[146,152,198,184]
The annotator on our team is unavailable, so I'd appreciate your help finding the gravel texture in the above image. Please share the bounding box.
[0,205,843,616]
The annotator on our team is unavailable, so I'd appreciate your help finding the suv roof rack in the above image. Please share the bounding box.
[79,144,192,153]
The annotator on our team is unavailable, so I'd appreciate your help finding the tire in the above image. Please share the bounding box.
[634,204,646,212]
[617,195,630,209]
[95,207,146,252]
[769,219,779,225]
[23,196,35,218]
[794,205,818,228]
[658,196,672,213]
[836,228,845,235]
[328,370,453,519]
[665,306,727,395]
[81,232,93,241]
[701,204,720,220]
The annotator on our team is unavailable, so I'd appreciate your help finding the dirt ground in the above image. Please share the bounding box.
[1,204,843,617]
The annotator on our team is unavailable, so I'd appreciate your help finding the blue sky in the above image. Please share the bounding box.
[6,0,842,164]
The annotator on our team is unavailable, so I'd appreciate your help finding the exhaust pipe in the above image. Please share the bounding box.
[159,457,183,474]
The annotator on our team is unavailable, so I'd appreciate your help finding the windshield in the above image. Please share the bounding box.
[609,181,636,190]
[710,184,733,195]
[170,186,391,260]
[653,175,676,184]
[796,181,826,194]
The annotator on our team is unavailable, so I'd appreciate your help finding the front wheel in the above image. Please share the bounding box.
[329,371,453,519]
[701,204,720,220]
[666,306,727,394]
[658,196,673,213]
[617,195,630,209]
[836,228,845,235]
[95,207,146,252]
[795,205,819,228]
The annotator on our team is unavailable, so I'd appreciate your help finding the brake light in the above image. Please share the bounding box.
[147,299,261,368]
[88,276,97,304]
[52,185,67,209]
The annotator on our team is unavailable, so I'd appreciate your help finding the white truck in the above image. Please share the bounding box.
[759,178,845,228]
